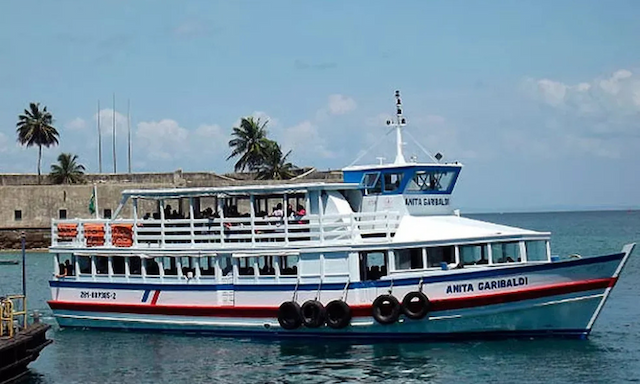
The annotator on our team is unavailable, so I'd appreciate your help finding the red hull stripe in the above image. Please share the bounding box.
[48,277,616,318]
[150,290,161,305]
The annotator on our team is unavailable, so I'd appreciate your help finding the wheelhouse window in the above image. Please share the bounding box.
[525,241,548,262]
[459,244,489,266]
[393,248,424,270]
[383,172,404,193]
[426,246,455,268]
[361,172,382,195]
[163,257,178,276]
[491,242,521,264]
[406,169,458,193]
[359,251,388,281]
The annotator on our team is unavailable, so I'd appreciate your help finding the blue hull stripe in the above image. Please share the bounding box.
[141,290,151,303]
[49,252,624,292]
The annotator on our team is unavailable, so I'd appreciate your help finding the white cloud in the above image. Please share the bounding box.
[327,94,356,115]
[524,69,640,115]
[65,117,86,131]
[95,108,128,137]
[281,120,335,161]
[136,119,189,160]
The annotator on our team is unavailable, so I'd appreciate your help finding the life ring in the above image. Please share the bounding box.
[277,301,302,330]
[401,291,431,320]
[372,294,401,325]
[325,300,352,329]
[301,300,326,328]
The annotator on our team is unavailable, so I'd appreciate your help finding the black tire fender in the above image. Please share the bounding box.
[372,294,401,325]
[325,300,352,329]
[277,301,302,330]
[301,300,326,328]
[401,291,431,320]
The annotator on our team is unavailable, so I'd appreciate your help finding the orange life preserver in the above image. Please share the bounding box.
[57,223,78,241]
[111,224,133,247]
[84,223,105,247]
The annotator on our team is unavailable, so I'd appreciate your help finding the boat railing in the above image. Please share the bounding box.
[51,211,402,249]
[0,295,27,338]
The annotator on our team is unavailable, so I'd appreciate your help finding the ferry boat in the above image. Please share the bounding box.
[47,91,635,340]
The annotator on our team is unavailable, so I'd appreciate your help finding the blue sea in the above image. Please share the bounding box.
[1,210,639,384]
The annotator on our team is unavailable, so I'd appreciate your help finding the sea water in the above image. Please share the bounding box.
[1,210,639,384]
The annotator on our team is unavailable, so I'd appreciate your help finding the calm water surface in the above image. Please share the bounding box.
[1,210,639,383]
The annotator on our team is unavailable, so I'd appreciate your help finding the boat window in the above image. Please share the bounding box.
[361,172,382,194]
[95,256,109,274]
[112,256,126,275]
[426,246,455,268]
[491,242,521,264]
[77,255,91,275]
[459,244,489,266]
[258,256,276,276]
[200,257,215,276]
[406,169,457,193]
[145,258,161,276]
[219,256,233,277]
[163,257,178,276]
[181,256,195,277]
[393,248,423,270]
[359,251,388,281]
[383,172,404,193]
[525,241,547,262]
[129,257,142,275]
[279,255,298,276]
[238,257,256,276]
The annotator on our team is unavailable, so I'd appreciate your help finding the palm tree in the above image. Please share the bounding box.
[16,102,60,184]
[256,141,297,180]
[227,117,272,172]
[50,153,86,184]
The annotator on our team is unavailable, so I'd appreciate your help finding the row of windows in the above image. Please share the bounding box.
[15,208,112,221]
[56,240,548,280]
[57,254,300,278]
[361,169,459,195]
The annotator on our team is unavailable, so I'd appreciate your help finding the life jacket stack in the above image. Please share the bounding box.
[84,223,105,247]
[57,223,78,242]
[111,224,134,247]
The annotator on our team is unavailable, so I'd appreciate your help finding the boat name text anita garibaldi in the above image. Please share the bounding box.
[446,277,529,294]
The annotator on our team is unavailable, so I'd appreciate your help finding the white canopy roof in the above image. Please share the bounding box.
[392,215,549,244]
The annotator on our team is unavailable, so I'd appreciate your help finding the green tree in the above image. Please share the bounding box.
[50,153,86,184]
[16,102,60,184]
[227,117,272,172]
[256,141,296,180]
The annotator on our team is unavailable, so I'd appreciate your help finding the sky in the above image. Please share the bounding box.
[1,0,639,212]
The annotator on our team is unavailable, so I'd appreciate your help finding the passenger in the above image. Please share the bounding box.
[56,260,68,278]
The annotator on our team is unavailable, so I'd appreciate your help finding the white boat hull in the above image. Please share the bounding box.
[48,246,633,340]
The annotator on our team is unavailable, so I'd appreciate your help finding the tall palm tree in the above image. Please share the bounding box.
[227,117,272,172]
[50,153,86,184]
[16,102,60,184]
[256,141,297,180]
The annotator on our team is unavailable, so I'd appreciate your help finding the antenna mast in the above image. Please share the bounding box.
[127,99,131,174]
[97,101,102,173]
[385,90,407,164]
